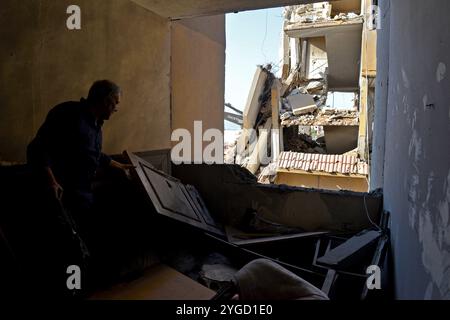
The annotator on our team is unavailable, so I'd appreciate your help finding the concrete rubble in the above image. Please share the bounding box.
[282,109,359,127]
[230,60,358,182]
[284,2,361,26]
[284,2,333,24]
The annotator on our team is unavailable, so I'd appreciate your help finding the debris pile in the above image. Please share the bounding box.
[226,1,366,187]
[257,162,278,184]
[284,2,361,25]
[224,137,238,165]
[230,62,359,183]
[284,131,326,154]
[233,65,276,177]
[282,108,359,127]
[1,150,386,299]
[284,2,332,24]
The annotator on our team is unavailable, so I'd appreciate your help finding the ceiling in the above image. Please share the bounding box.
[131,0,332,19]
[325,25,363,90]
[130,0,363,90]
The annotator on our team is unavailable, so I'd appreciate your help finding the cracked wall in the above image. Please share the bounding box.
[377,0,450,299]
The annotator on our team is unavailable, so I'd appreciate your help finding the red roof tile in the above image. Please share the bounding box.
[277,151,368,176]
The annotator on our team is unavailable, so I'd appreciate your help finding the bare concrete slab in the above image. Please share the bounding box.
[243,66,268,130]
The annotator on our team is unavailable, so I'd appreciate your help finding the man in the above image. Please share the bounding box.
[27,80,132,224]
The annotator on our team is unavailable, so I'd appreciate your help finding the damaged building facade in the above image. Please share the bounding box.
[228,0,375,192]
[0,0,449,301]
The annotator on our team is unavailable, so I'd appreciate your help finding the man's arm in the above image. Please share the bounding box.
[109,159,135,179]
[99,152,112,168]
[27,108,64,199]
[99,152,134,172]
[45,166,64,200]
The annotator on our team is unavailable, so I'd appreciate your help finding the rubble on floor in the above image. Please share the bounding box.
[232,259,329,300]
[283,130,326,154]
[1,157,388,300]
[199,263,238,291]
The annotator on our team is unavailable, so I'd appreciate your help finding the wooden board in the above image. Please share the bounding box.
[225,225,328,246]
[126,151,224,236]
[89,264,215,300]
[232,231,329,246]
[316,230,381,268]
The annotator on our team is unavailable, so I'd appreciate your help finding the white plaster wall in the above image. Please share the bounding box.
[379,0,450,299]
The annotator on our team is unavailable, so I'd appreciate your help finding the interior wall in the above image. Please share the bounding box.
[171,15,225,157]
[306,37,328,79]
[0,0,171,162]
[379,0,450,299]
[326,26,363,91]
[323,125,359,154]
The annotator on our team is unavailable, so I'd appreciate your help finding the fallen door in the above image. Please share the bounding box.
[125,151,225,237]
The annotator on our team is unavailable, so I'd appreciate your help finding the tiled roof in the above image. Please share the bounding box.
[277,151,368,176]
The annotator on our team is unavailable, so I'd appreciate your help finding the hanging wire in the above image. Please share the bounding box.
[307,61,328,78]
[364,194,382,231]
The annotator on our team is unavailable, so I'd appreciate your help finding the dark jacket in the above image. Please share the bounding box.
[27,98,111,192]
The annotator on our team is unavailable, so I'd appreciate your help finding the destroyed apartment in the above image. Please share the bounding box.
[226,0,374,192]
[0,0,449,302]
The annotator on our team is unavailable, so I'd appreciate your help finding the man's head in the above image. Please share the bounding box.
[87,80,121,121]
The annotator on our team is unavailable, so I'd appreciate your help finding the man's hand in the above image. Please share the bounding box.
[45,166,63,200]
[51,181,64,200]
[110,160,135,180]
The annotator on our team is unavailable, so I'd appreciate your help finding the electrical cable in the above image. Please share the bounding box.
[364,194,382,231]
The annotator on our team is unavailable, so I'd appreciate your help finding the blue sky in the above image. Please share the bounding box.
[225,7,284,129]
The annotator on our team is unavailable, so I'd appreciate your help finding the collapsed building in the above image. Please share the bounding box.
[227,0,375,193]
